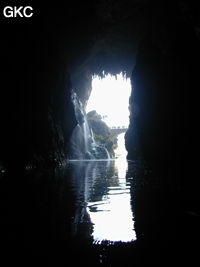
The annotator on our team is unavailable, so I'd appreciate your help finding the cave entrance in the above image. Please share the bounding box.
[70,72,136,243]
[86,72,131,159]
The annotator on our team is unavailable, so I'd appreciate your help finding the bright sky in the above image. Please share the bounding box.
[86,73,132,127]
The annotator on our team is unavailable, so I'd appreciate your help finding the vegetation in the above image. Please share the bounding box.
[87,110,117,158]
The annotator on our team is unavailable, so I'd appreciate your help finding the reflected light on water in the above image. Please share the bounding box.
[85,134,136,243]
[87,179,136,243]
[69,134,136,243]
[115,133,128,178]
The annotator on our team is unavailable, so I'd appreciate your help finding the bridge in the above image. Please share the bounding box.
[110,126,128,135]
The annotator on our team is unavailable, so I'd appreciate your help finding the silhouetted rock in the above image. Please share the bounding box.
[0,1,200,265]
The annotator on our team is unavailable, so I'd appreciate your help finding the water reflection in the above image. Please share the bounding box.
[69,158,136,243]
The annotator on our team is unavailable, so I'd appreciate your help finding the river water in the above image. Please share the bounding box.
[21,132,179,265]
[68,133,136,244]
[68,158,136,244]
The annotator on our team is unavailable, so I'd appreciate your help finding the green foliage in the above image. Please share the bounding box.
[87,110,118,158]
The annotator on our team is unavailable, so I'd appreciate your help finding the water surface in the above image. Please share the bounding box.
[68,157,136,243]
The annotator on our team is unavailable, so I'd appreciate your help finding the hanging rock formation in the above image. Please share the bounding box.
[1,1,200,266]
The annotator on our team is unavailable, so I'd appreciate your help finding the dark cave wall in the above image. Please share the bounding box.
[125,2,200,202]
[0,22,77,169]
[0,3,99,169]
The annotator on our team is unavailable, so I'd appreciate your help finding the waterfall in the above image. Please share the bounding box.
[104,147,110,160]
[70,92,110,160]
[83,122,88,152]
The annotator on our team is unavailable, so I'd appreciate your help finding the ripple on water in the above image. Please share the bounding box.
[69,159,136,244]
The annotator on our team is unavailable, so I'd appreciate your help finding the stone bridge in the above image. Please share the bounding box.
[110,126,128,135]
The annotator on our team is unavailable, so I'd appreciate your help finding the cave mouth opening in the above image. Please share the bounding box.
[86,72,132,159]
[70,72,136,243]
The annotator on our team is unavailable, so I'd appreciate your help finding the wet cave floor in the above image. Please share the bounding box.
[0,160,200,266]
